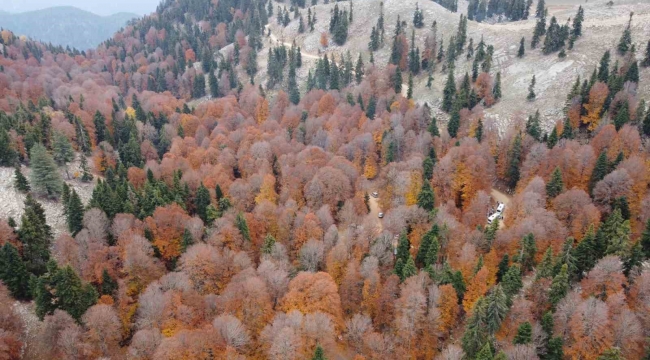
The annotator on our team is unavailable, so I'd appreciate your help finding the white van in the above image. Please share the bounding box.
[487,213,499,224]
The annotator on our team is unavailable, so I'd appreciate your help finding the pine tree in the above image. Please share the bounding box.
[624,60,639,84]
[34,263,98,321]
[261,234,276,255]
[641,218,650,259]
[80,154,93,182]
[395,231,410,275]
[442,66,456,112]
[597,50,611,82]
[401,256,417,280]
[461,297,489,358]
[393,66,403,94]
[507,133,522,189]
[614,101,630,130]
[30,143,63,198]
[66,189,84,236]
[195,183,211,223]
[496,254,509,282]
[560,116,573,139]
[546,337,564,360]
[531,16,546,49]
[536,247,554,280]
[513,322,532,344]
[526,110,542,140]
[546,167,564,198]
[209,70,219,97]
[617,12,633,55]
[52,132,74,178]
[572,6,584,38]
[235,212,251,241]
[355,54,364,84]
[448,102,461,138]
[517,37,525,58]
[0,129,17,166]
[426,72,433,88]
[475,118,484,142]
[93,111,108,145]
[475,342,493,360]
[14,166,30,192]
[501,264,523,300]
[100,268,118,296]
[181,228,194,253]
[192,74,206,98]
[417,181,435,211]
[312,345,326,360]
[0,243,31,299]
[527,75,536,101]
[549,264,569,307]
[493,72,502,100]
[407,73,413,99]
[485,284,508,334]
[536,0,545,18]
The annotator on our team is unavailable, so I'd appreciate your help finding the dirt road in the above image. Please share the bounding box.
[368,195,383,233]
[490,188,511,205]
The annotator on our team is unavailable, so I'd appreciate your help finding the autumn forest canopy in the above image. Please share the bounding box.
[0,0,650,359]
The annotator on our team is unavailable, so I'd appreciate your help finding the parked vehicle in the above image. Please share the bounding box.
[378,212,384,218]
[372,192,379,198]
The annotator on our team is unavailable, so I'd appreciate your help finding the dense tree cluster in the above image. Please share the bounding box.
[0,0,649,359]
[468,0,531,23]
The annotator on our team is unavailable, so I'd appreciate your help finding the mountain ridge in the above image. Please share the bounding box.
[0,6,138,50]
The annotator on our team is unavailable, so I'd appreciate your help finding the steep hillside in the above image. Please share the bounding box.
[0,7,137,50]
[265,0,650,133]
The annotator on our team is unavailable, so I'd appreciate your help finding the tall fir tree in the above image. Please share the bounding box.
[0,129,17,166]
[507,133,522,189]
[527,75,536,101]
[517,37,525,58]
[195,183,211,223]
[0,243,31,299]
[29,143,63,198]
[513,322,532,344]
[14,166,30,192]
[235,212,251,241]
[546,167,564,198]
[66,189,84,236]
[617,12,633,55]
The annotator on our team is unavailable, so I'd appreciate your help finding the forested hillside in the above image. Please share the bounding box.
[0,0,649,359]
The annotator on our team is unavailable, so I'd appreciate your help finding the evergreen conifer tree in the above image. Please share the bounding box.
[617,12,633,55]
[66,189,84,236]
[614,101,630,130]
[195,183,211,223]
[517,37,525,58]
[29,143,63,198]
[549,263,569,307]
[507,133,522,189]
[401,256,417,280]
[417,181,435,211]
[0,129,16,166]
[80,154,93,182]
[493,72,502,100]
[641,218,650,259]
[513,322,532,344]
[442,66,456,112]
[100,268,118,296]
[546,167,564,198]
[236,212,251,241]
[312,345,326,360]
[261,234,276,255]
[447,102,461,138]
[33,263,98,321]
[93,111,108,145]
[0,243,31,299]
[527,75,536,101]
[14,166,30,192]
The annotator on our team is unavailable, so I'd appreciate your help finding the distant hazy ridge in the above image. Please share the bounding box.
[0,6,137,50]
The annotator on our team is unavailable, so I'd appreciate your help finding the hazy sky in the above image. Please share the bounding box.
[1,0,160,16]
